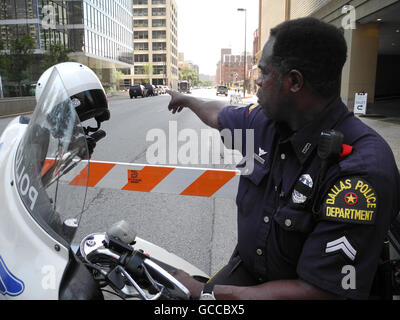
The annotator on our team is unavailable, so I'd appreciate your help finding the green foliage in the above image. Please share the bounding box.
[0,39,6,71]
[142,64,153,84]
[5,35,35,83]
[0,35,36,96]
[41,43,72,71]
[180,67,199,85]
[112,69,125,90]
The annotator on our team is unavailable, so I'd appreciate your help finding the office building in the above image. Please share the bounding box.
[0,0,134,89]
[125,0,178,89]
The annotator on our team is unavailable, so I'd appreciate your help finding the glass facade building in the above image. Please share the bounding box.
[81,0,133,65]
[0,0,69,51]
[0,0,134,88]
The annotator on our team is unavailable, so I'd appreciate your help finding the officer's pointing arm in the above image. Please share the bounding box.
[167,90,226,129]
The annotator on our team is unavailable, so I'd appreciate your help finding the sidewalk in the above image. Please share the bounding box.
[353,98,400,168]
[363,98,400,118]
[228,91,257,105]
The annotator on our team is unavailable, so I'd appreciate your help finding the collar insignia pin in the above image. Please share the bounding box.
[259,148,267,157]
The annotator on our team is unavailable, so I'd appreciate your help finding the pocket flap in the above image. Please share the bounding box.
[273,205,315,233]
[237,157,270,186]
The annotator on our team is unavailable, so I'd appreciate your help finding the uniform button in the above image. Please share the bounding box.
[284,219,292,227]
[280,191,285,198]
[256,249,263,256]
[274,186,278,192]
[263,216,270,224]
[281,153,286,160]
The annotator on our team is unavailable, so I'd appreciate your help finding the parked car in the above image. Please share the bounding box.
[129,85,145,98]
[156,85,165,95]
[216,85,228,96]
[144,84,157,97]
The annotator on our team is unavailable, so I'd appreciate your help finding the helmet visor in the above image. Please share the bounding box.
[15,68,89,246]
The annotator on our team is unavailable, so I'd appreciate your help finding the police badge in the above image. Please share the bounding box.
[292,174,314,204]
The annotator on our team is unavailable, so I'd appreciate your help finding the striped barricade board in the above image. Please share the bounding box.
[54,159,240,199]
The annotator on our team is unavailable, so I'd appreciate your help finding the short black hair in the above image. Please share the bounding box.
[269,17,347,98]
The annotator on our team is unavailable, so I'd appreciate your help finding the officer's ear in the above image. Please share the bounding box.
[287,69,304,94]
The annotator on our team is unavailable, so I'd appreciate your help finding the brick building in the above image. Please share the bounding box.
[216,48,252,89]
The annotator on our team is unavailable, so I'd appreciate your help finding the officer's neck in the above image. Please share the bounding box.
[287,95,335,132]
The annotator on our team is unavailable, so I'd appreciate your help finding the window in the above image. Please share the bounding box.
[133,8,148,16]
[152,19,166,27]
[134,31,148,39]
[134,66,146,74]
[133,0,148,4]
[154,66,166,74]
[134,54,149,62]
[152,30,166,39]
[134,19,148,27]
[152,0,166,4]
[153,42,166,51]
[152,79,165,85]
[152,8,166,16]
[119,68,131,75]
[153,54,166,62]
[134,42,149,51]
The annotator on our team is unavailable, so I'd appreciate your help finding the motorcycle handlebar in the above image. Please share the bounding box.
[89,129,106,143]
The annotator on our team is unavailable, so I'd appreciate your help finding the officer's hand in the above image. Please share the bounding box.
[169,269,204,300]
[166,90,188,114]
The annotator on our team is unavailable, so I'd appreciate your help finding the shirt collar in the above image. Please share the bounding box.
[275,97,350,164]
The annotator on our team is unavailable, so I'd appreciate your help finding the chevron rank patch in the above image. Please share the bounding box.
[321,177,377,225]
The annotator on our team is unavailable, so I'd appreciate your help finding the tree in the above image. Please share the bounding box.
[2,35,36,96]
[112,69,125,91]
[180,67,199,86]
[41,43,72,71]
[142,64,153,84]
[0,40,6,71]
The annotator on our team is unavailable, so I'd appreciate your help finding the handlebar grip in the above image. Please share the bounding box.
[90,130,106,143]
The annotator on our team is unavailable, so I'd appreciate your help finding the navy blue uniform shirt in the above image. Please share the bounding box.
[218,98,400,299]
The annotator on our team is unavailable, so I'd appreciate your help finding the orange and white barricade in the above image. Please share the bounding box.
[57,160,240,199]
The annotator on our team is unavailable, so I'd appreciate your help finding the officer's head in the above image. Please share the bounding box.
[256,17,348,124]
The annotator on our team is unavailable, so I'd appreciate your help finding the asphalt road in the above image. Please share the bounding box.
[75,89,240,276]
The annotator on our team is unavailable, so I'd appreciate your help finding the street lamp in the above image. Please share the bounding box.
[237,8,247,98]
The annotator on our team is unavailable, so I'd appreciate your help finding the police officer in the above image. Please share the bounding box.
[167,17,400,300]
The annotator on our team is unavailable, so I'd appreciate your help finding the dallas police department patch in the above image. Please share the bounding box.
[292,174,313,204]
[322,177,377,225]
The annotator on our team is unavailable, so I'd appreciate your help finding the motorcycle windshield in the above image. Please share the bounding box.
[14,68,89,246]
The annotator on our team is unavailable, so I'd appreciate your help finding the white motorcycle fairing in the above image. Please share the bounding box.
[0,116,69,300]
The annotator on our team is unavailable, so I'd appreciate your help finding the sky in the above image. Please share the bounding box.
[175,0,259,76]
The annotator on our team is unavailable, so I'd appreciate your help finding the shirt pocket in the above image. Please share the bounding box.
[270,204,316,265]
[236,159,270,216]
